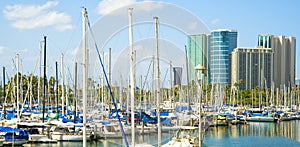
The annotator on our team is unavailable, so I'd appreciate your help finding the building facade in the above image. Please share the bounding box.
[257,34,296,88]
[210,29,237,86]
[173,67,183,86]
[295,79,300,86]
[231,47,273,89]
[187,34,210,84]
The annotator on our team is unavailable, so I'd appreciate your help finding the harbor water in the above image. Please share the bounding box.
[204,120,300,147]
[22,120,300,147]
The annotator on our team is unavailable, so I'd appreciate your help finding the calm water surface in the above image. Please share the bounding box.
[204,120,300,147]
[23,120,300,147]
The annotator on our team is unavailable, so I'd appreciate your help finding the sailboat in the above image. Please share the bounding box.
[128,7,154,147]
[0,126,28,146]
[50,124,90,141]
[17,122,57,143]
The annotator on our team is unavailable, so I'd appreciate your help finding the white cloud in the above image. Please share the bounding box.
[135,1,164,11]
[3,1,58,19]
[3,1,73,31]
[211,18,220,25]
[96,0,137,15]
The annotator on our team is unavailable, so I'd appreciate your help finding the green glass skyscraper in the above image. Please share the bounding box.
[187,34,210,84]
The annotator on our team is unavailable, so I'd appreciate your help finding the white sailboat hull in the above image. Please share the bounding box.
[246,116,276,122]
[29,134,57,143]
[162,138,194,147]
[52,133,88,141]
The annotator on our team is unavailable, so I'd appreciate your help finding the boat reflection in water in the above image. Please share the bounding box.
[16,120,300,146]
[204,120,300,146]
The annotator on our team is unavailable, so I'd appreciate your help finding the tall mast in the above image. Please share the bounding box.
[3,67,5,104]
[140,75,142,109]
[16,53,20,122]
[108,48,111,105]
[42,36,47,123]
[127,77,129,114]
[20,60,23,105]
[56,61,59,116]
[29,73,33,110]
[74,62,77,123]
[120,74,123,109]
[169,61,173,106]
[152,55,155,105]
[61,54,65,116]
[154,16,161,147]
[101,51,105,121]
[66,73,69,114]
[82,8,88,147]
[185,45,190,110]
[11,60,14,107]
[38,42,42,112]
[128,7,135,146]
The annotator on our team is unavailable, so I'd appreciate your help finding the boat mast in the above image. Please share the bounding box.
[101,51,105,121]
[120,74,123,110]
[185,45,190,111]
[2,67,5,104]
[38,42,42,112]
[82,8,88,147]
[169,61,173,107]
[16,53,20,122]
[66,73,69,114]
[127,77,129,114]
[56,61,58,116]
[128,7,135,146]
[276,88,279,110]
[29,73,33,111]
[12,60,15,110]
[108,48,111,106]
[20,61,23,106]
[74,62,77,123]
[61,54,65,116]
[284,85,287,110]
[139,75,142,109]
[42,36,47,123]
[154,16,162,147]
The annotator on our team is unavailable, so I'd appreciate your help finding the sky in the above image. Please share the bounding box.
[0,0,299,85]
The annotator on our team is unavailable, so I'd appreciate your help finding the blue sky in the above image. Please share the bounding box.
[0,0,299,81]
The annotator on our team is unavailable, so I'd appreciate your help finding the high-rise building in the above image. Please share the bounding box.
[173,67,183,86]
[210,29,237,86]
[231,47,273,89]
[295,79,300,86]
[187,34,210,84]
[257,34,296,88]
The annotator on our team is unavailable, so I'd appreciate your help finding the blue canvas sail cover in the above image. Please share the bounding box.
[0,126,22,132]
[0,126,29,140]
[141,112,156,123]
[161,118,171,125]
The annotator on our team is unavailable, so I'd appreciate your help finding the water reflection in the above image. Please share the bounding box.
[204,120,300,146]
[22,131,176,147]
[21,120,300,146]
